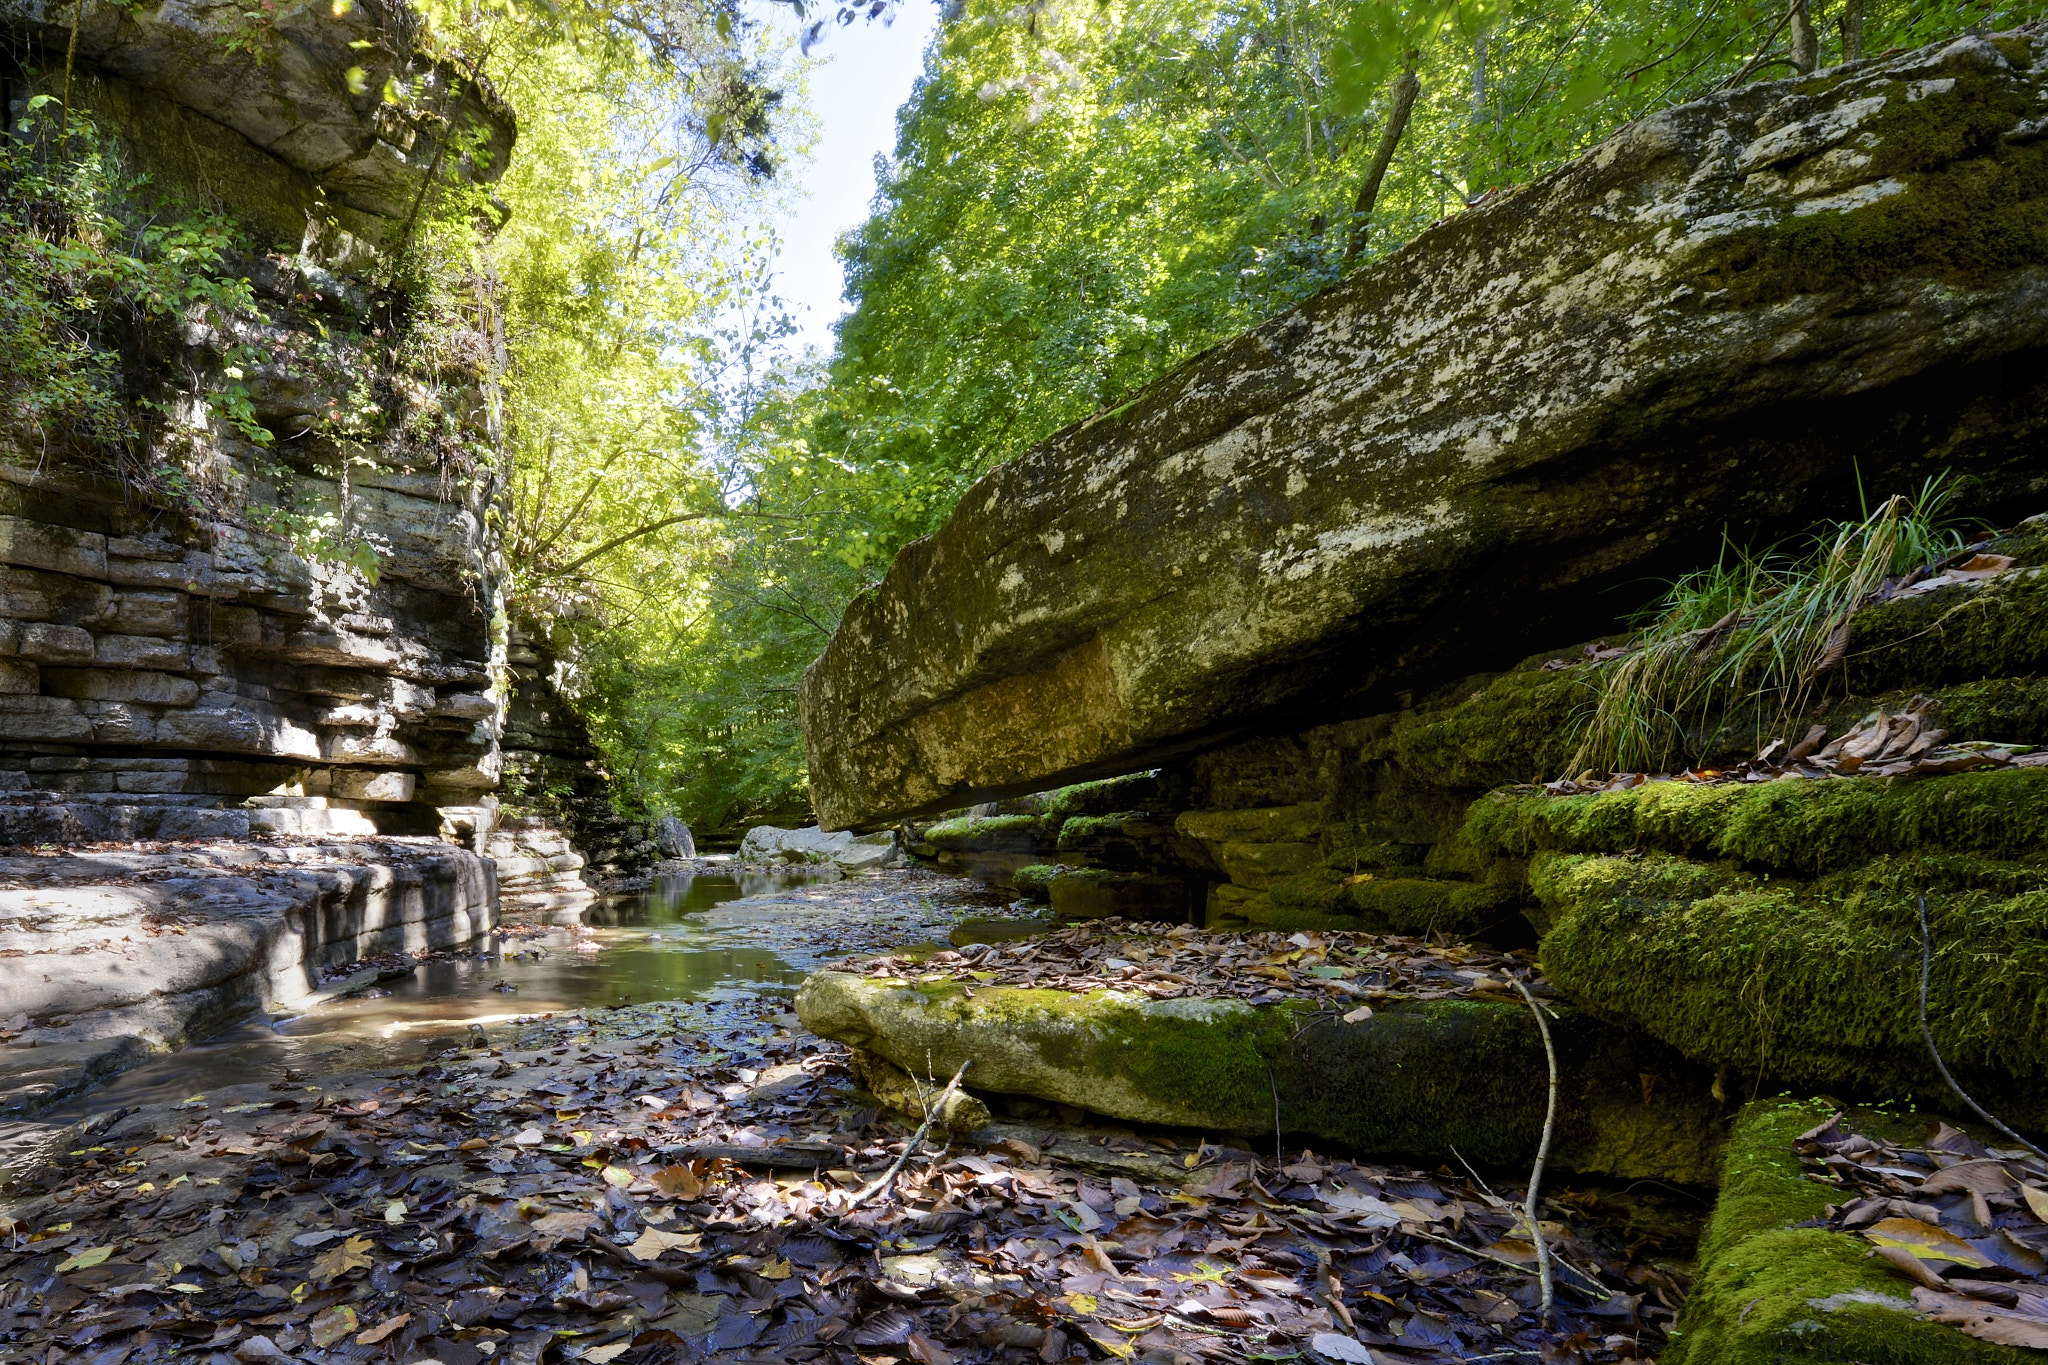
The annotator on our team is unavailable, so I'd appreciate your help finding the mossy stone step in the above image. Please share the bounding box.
[1262,864,1521,938]
[1526,846,2048,1122]
[1666,1100,2033,1365]
[795,969,1726,1183]
[1464,767,2048,877]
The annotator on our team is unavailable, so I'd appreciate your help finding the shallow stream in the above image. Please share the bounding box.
[37,862,995,1124]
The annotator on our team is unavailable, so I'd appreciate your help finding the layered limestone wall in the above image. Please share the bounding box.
[487,625,659,912]
[0,0,518,841]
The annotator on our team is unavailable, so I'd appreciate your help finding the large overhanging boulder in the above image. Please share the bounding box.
[801,29,2048,829]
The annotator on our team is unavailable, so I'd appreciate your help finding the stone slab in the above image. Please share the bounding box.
[797,969,1725,1182]
[801,32,2048,827]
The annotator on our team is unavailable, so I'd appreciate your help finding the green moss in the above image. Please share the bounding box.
[1668,1100,2033,1365]
[1056,812,1141,849]
[921,812,1049,850]
[1012,863,1062,898]
[1702,72,2048,309]
[1466,767,2048,875]
[1532,850,2048,1113]
[1847,574,2048,694]
[1266,865,1518,937]
[1043,773,1160,820]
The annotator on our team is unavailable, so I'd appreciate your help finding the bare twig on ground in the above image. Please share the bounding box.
[841,1059,973,1212]
[1512,974,1560,1323]
[1918,893,2048,1162]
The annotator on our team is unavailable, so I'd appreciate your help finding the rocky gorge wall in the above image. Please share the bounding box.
[0,0,647,1105]
[0,0,517,843]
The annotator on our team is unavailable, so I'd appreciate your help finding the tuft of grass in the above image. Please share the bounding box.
[1571,477,1975,774]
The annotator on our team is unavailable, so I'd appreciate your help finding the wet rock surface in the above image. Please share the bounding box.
[802,28,2048,829]
[0,839,495,1116]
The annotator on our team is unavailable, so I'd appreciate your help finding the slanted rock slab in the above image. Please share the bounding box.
[801,30,2048,828]
[796,969,1725,1182]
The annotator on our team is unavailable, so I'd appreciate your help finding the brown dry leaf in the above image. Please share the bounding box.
[626,1227,704,1262]
[306,1306,358,1349]
[308,1235,374,1281]
[2022,1185,2048,1225]
[1915,1288,2048,1348]
[531,1209,601,1242]
[652,1163,705,1199]
[355,1312,411,1346]
[1864,1218,1994,1268]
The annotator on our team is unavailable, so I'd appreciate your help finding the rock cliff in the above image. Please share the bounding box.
[802,29,2048,829]
[0,0,517,840]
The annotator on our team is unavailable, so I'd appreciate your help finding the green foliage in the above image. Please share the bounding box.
[0,114,261,491]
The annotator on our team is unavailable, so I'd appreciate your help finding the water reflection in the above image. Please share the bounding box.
[40,868,833,1122]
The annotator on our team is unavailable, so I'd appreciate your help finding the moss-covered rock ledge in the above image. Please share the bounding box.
[795,969,1725,1183]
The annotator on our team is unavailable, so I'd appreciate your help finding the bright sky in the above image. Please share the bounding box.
[762,2,941,356]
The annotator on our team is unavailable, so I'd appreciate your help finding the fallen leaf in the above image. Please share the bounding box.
[383,1200,406,1223]
[531,1209,601,1242]
[356,1312,411,1346]
[626,1227,703,1262]
[581,1343,633,1364]
[55,1245,115,1272]
[652,1164,704,1199]
[1915,1288,2048,1348]
[309,1235,375,1281]
[307,1305,358,1349]
[2023,1185,2048,1225]
[1865,1217,1994,1268]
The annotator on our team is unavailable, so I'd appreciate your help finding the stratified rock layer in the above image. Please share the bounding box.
[0,839,495,1115]
[802,30,2048,828]
[0,0,518,841]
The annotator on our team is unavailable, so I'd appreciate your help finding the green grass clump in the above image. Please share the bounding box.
[1573,480,1976,775]
[1532,850,2048,1112]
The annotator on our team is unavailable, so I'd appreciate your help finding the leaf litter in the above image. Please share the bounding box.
[0,871,1687,1365]
[846,919,1554,1010]
[1797,1111,2048,1349]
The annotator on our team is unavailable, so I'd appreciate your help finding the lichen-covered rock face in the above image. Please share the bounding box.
[0,0,513,238]
[795,969,1726,1183]
[802,29,2048,829]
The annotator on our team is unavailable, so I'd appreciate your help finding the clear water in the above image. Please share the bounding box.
[36,868,834,1123]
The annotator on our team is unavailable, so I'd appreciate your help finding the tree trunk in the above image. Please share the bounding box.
[1789,0,1819,74]
[1839,0,1865,61]
[1344,61,1421,268]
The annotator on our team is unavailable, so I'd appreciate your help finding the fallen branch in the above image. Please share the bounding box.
[1403,1229,1609,1301]
[841,1059,973,1212]
[1511,974,1560,1323]
[1917,894,2048,1162]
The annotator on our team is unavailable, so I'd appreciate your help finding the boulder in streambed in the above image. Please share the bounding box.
[655,816,696,859]
[800,29,2048,829]
[796,967,1725,1184]
[738,824,901,871]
